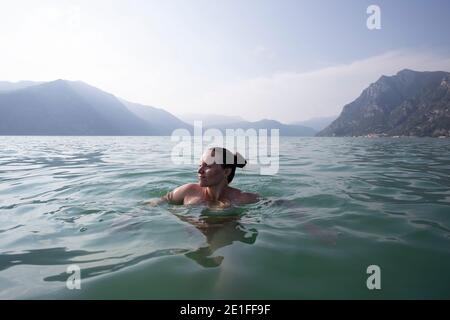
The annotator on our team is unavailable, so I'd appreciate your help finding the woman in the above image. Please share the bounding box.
[155,147,260,207]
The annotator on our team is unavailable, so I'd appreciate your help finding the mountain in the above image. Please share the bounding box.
[0,80,162,135]
[178,113,247,127]
[179,113,316,136]
[209,119,317,136]
[0,81,44,92]
[120,99,192,135]
[1,79,309,136]
[291,116,337,131]
[317,69,450,137]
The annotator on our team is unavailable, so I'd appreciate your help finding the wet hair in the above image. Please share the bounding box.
[209,147,247,183]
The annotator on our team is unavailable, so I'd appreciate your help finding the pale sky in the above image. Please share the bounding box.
[1,0,450,122]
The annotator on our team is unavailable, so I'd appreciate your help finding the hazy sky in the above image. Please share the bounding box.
[1,0,450,122]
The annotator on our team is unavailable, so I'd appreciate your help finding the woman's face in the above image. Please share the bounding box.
[197,150,229,187]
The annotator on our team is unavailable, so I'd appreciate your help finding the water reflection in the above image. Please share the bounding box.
[173,209,258,268]
[43,248,189,282]
[0,247,105,272]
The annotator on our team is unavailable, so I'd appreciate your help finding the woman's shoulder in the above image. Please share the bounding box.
[228,187,260,204]
[164,183,201,204]
[177,183,201,193]
[147,183,201,206]
[239,192,260,204]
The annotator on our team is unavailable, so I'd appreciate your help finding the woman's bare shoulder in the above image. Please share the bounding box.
[163,183,200,204]
[177,183,200,190]
[171,183,201,196]
[228,187,260,204]
[239,191,260,204]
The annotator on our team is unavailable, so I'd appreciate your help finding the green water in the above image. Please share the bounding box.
[0,136,449,299]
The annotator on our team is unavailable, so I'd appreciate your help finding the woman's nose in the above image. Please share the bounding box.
[197,166,203,174]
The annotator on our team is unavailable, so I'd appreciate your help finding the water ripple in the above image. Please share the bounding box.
[1,136,450,299]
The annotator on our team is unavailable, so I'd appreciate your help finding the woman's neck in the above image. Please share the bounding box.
[204,180,229,202]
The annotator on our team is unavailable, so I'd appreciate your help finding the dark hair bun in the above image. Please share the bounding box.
[234,152,247,168]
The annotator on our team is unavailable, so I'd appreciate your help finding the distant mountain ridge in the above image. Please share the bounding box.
[317,69,450,137]
[120,99,193,135]
[208,119,317,136]
[0,81,44,92]
[0,79,315,136]
[179,114,316,136]
[0,80,191,135]
[179,113,247,127]
[291,116,337,131]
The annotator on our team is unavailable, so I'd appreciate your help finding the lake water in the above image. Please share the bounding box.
[1,136,450,299]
